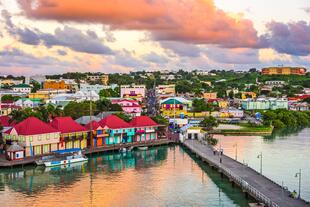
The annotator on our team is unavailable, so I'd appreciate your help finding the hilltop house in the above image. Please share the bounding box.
[111,99,142,117]
[12,84,32,94]
[15,98,42,108]
[242,98,288,110]
[160,97,192,117]
[3,117,61,157]
[50,117,88,150]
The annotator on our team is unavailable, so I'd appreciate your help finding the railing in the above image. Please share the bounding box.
[184,140,280,207]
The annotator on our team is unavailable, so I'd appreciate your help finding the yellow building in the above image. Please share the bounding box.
[241,92,257,100]
[28,91,51,100]
[101,75,109,85]
[218,100,229,108]
[43,80,71,90]
[203,92,217,99]
[262,67,307,75]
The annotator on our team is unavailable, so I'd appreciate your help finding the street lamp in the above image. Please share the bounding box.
[233,143,238,161]
[257,152,263,174]
[295,169,302,199]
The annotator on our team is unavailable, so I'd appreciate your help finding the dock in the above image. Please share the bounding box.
[0,139,175,168]
[183,139,309,207]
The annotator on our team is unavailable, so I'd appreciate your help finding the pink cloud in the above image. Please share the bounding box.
[19,0,261,48]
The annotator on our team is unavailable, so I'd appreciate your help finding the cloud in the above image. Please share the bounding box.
[160,41,202,57]
[1,10,113,55]
[57,49,67,56]
[304,7,310,14]
[264,21,310,56]
[18,0,262,48]
[207,47,260,64]
[113,49,148,68]
[143,52,169,64]
[0,48,74,70]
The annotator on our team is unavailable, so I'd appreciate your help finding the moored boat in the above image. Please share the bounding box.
[138,146,148,150]
[38,148,88,167]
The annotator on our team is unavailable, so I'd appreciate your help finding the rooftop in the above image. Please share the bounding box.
[50,117,87,133]
[98,115,131,129]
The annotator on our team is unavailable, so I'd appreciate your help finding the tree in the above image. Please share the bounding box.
[151,115,168,126]
[64,101,96,119]
[1,95,20,102]
[31,81,41,93]
[192,98,210,112]
[113,112,131,122]
[200,116,218,130]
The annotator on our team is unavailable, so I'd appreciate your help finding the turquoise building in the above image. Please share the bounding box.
[242,98,288,110]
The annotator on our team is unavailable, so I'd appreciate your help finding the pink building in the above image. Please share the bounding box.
[111,99,142,117]
[129,116,160,142]
[120,85,146,101]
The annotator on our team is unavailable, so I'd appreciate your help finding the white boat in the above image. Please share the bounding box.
[138,146,148,150]
[119,147,127,153]
[39,148,88,167]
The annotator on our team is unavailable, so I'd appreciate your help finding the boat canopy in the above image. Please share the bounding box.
[52,148,81,154]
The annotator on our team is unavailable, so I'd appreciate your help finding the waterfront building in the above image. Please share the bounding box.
[111,99,142,117]
[242,98,288,110]
[129,116,160,142]
[212,109,244,118]
[120,85,146,101]
[3,117,61,157]
[203,92,217,99]
[289,102,309,111]
[50,117,88,150]
[12,84,32,94]
[98,115,135,145]
[15,98,42,108]
[261,67,307,75]
[160,97,192,117]
[183,127,206,141]
[85,121,109,147]
[6,142,25,161]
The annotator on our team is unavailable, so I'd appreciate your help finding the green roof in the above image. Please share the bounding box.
[13,84,31,88]
[161,99,183,105]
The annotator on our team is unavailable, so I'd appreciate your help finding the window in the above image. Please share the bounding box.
[29,136,33,142]
[38,135,41,141]
[46,134,50,140]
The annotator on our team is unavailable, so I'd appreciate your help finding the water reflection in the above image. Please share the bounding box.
[0,146,252,207]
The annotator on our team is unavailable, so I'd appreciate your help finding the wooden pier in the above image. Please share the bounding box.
[0,139,175,168]
[183,139,309,207]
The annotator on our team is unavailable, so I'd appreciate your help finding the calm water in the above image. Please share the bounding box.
[215,127,310,201]
[0,146,253,207]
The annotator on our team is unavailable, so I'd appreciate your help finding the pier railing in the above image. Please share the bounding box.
[184,140,280,207]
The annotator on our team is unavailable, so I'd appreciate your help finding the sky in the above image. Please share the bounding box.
[0,0,309,75]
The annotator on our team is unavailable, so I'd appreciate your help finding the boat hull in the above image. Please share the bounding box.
[44,157,88,167]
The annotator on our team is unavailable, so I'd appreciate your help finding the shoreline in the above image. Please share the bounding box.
[0,139,176,168]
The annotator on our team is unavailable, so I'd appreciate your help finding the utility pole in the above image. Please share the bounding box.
[89,91,93,151]
[233,143,238,161]
[257,152,263,174]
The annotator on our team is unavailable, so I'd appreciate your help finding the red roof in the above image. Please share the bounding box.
[129,116,159,127]
[50,117,87,133]
[98,115,131,129]
[4,117,59,135]
[0,116,11,127]
[85,121,101,130]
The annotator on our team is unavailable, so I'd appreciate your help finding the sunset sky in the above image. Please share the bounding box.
[0,0,309,75]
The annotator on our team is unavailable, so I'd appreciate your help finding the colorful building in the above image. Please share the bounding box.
[28,91,51,100]
[111,99,142,116]
[3,117,61,157]
[120,85,146,101]
[50,117,88,150]
[43,80,71,90]
[160,97,192,117]
[203,92,217,99]
[156,84,176,99]
[242,98,288,110]
[129,116,159,142]
[261,67,307,76]
[12,84,32,94]
[15,98,42,108]
[98,115,135,145]
[85,121,109,147]
[241,92,257,100]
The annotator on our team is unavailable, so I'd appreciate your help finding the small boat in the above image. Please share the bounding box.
[138,146,148,151]
[127,146,134,151]
[38,148,88,167]
[119,147,127,153]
